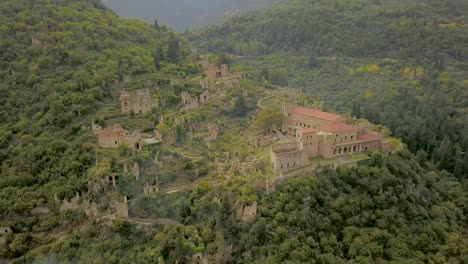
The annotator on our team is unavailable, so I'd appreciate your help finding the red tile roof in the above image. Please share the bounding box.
[358,132,379,141]
[301,128,318,134]
[318,123,355,133]
[293,107,343,122]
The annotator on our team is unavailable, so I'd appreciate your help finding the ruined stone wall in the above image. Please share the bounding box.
[241,202,258,222]
[270,142,309,174]
[120,89,154,114]
[220,64,230,77]
[272,141,301,153]
[180,91,200,112]
[98,131,141,149]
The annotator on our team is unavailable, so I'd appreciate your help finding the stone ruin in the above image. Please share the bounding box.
[108,174,119,187]
[119,89,156,114]
[199,79,210,89]
[204,64,231,79]
[239,156,265,176]
[143,182,159,198]
[279,87,303,95]
[95,124,142,150]
[180,92,200,112]
[233,72,249,79]
[222,77,241,90]
[237,201,258,222]
[204,122,222,146]
[56,193,99,217]
[31,207,50,216]
[0,227,12,236]
[249,135,274,150]
[112,197,129,219]
[216,153,265,177]
[192,253,209,264]
[132,163,140,180]
[0,227,12,247]
[179,90,216,112]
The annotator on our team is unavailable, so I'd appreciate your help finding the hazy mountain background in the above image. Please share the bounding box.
[103,0,281,31]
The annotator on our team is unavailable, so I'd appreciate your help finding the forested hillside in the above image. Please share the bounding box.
[30,151,467,263]
[0,0,466,263]
[0,0,189,258]
[189,0,468,178]
[190,0,467,60]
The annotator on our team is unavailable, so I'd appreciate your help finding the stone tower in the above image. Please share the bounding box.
[119,91,131,113]
[282,100,297,117]
[220,64,230,77]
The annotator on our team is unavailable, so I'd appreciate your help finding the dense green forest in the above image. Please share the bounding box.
[189,0,468,178]
[189,0,468,60]
[29,151,467,263]
[0,0,466,263]
[0,0,189,254]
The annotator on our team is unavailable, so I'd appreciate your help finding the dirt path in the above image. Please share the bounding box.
[101,215,178,225]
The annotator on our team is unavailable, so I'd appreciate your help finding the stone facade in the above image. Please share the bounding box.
[143,182,159,197]
[119,89,155,114]
[270,140,310,174]
[132,163,140,180]
[97,124,142,150]
[180,90,216,112]
[58,193,99,217]
[204,64,231,79]
[237,201,258,222]
[113,197,129,219]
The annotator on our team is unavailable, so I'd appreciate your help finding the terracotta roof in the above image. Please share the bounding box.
[318,123,355,133]
[358,132,379,141]
[301,128,318,134]
[293,107,343,122]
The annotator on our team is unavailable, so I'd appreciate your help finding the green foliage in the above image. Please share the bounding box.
[255,108,284,133]
[0,0,190,254]
[180,151,467,263]
[190,0,467,64]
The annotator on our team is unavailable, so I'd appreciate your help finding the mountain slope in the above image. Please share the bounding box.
[0,0,188,258]
[188,0,468,177]
[189,0,468,61]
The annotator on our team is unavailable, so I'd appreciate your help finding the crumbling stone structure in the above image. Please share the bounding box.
[132,163,140,180]
[108,174,119,187]
[204,64,231,79]
[57,193,99,217]
[180,92,200,112]
[113,197,129,219]
[199,79,210,89]
[97,124,142,150]
[270,140,310,174]
[180,90,216,112]
[119,89,155,114]
[222,78,241,90]
[204,122,221,145]
[0,227,12,235]
[237,201,258,222]
[143,182,159,197]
